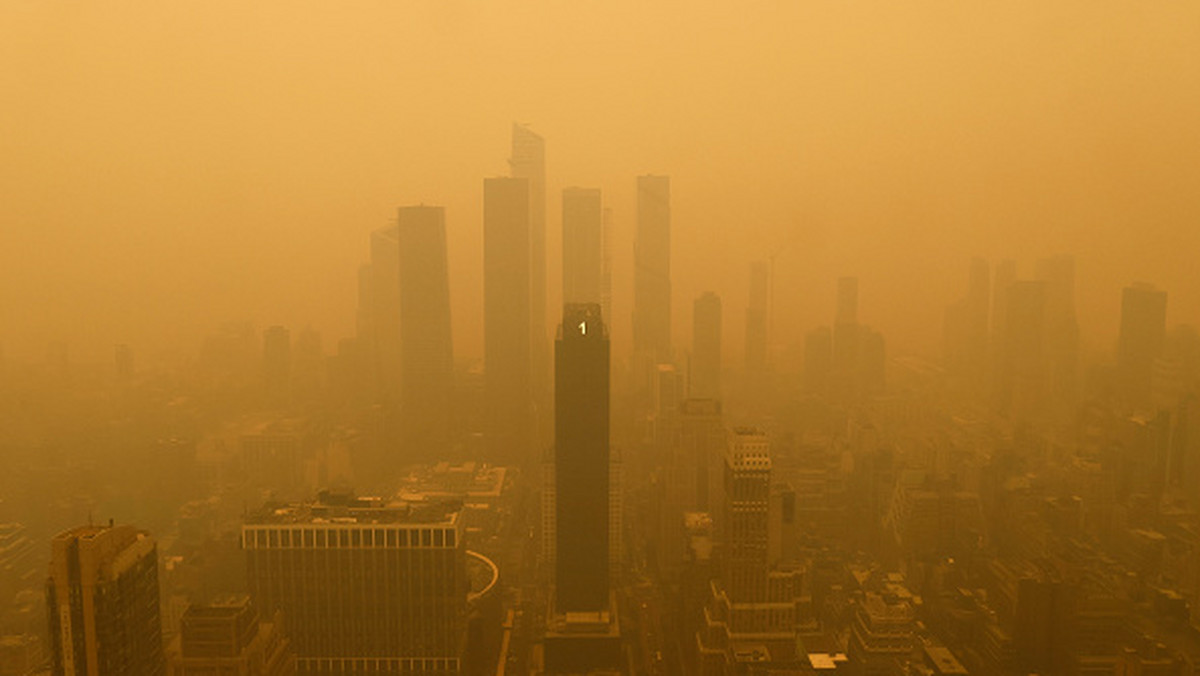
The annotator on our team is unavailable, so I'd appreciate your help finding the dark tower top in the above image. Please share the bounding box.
[554,303,610,613]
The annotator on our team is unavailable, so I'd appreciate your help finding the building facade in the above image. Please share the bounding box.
[242,493,466,674]
[46,524,165,676]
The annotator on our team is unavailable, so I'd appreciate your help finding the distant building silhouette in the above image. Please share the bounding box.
[561,188,603,306]
[943,258,989,396]
[998,280,1049,424]
[397,205,453,458]
[989,259,1017,400]
[832,277,860,401]
[1117,283,1168,411]
[678,399,726,515]
[825,277,886,402]
[243,492,466,673]
[633,175,672,370]
[510,124,551,450]
[484,176,533,465]
[1036,255,1080,421]
[691,292,723,401]
[46,523,165,676]
[804,327,833,396]
[363,225,402,403]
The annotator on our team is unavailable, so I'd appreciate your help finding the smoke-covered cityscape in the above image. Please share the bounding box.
[3,3,1200,675]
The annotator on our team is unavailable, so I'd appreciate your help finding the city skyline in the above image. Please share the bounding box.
[5,3,1200,675]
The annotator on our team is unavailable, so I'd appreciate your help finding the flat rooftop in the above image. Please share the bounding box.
[245,492,460,527]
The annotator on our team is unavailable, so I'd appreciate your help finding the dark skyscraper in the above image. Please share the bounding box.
[484,176,533,464]
[510,124,550,448]
[1117,283,1168,410]
[561,187,603,306]
[691,292,722,401]
[633,175,672,366]
[46,524,165,676]
[553,303,610,614]
[397,205,453,457]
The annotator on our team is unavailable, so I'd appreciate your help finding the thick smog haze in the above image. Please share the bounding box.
[3,1,1197,365]
[10,3,1200,675]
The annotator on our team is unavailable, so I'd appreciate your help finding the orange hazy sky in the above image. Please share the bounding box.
[2,1,1198,366]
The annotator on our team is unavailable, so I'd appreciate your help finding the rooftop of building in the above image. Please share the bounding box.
[245,490,460,527]
[862,590,916,620]
[923,645,968,675]
[184,593,252,616]
[398,462,507,502]
[808,653,849,670]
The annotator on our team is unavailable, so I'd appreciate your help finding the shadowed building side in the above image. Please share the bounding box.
[554,303,610,614]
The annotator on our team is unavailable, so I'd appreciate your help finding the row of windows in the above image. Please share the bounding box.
[242,527,456,550]
[296,656,460,673]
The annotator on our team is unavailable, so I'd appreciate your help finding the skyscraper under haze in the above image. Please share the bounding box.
[562,187,603,306]
[46,524,165,676]
[398,205,453,457]
[553,303,611,614]
[723,429,771,603]
[832,277,860,401]
[944,258,990,395]
[633,175,672,366]
[510,125,550,447]
[999,280,1049,424]
[1117,283,1168,410]
[803,327,833,396]
[691,292,722,401]
[545,304,622,675]
[990,259,1017,400]
[365,225,402,403]
[484,177,533,464]
[1035,255,1080,420]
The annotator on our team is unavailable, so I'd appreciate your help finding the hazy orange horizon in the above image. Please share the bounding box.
[3,1,1198,366]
